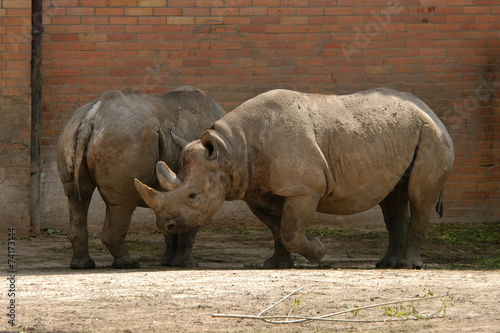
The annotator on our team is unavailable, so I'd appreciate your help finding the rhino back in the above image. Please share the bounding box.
[63,87,223,203]
[213,88,446,214]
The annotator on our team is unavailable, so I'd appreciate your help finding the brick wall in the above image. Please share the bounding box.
[38,0,499,232]
[0,0,33,235]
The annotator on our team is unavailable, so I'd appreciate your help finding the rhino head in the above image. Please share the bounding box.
[134,132,229,235]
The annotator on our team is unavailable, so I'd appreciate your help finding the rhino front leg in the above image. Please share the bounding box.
[101,204,139,269]
[280,195,325,264]
[248,205,293,269]
[161,227,199,267]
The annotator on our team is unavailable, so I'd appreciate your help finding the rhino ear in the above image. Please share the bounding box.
[156,161,181,191]
[201,131,218,160]
[169,129,189,149]
[134,178,166,209]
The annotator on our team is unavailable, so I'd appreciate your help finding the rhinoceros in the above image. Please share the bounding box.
[57,86,225,269]
[135,88,454,269]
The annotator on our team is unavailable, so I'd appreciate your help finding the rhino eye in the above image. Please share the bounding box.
[188,192,201,203]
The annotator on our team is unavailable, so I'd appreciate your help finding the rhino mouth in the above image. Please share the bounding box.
[157,216,185,234]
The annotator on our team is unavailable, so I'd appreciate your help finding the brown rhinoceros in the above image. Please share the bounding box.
[134,88,454,269]
[57,86,225,269]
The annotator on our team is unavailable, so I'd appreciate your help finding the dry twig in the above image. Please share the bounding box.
[214,290,456,324]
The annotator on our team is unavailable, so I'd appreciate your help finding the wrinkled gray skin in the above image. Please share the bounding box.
[57,86,225,269]
[135,88,454,269]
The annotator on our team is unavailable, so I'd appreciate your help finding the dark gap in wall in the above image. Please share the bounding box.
[30,0,43,233]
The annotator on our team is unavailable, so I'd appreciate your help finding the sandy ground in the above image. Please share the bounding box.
[1,227,499,332]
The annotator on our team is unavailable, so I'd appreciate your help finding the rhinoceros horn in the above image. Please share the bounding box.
[156,161,181,191]
[170,130,189,149]
[134,178,166,210]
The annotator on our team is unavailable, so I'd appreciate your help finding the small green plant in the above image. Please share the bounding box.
[382,303,421,319]
[353,305,360,316]
[286,298,301,318]
[42,228,65,236]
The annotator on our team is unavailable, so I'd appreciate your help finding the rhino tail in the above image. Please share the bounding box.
[73,100,101,202]
[435,190,444,218]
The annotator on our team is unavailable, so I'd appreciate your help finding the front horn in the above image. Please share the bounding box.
[134,178,166,209]
[156,161,181,191]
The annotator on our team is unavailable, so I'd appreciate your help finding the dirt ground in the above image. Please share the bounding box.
[2,223,499,332]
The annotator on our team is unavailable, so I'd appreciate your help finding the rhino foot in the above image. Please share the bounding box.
[162,256,199,268]
[70,256,96,269]
[112,256,140,269]
[161,250,198,267]
[375,256,398,269]
[263,255,294,269]
[395,258,424,269]
[173,257,199,268]
[161,251,175,266]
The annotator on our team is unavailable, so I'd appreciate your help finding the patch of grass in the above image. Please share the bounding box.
[41,228,66,236]
[205,227,268,235]
[306,228,340,238]
[476,256,500,270]
[48,245,72,254]
[126,239,163,253]
[428,222,499,246]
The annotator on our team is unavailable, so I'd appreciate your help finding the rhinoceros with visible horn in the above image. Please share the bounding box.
[58,86,225,269]
[135,88,454,269]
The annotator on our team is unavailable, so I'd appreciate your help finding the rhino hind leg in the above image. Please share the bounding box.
[376,185,410,269]
[101,203,139,269]
[64,171,96,269]
[395,124,453,269]
[248,205,294,269]
[161,227,199,267]
[68,195,96,269]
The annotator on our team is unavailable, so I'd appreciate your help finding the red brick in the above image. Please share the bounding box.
[240,7,267,16]
[97,25,125,33]
[154,8,182,16]
[66,25,96,34]
[81,17,109,25]
[80,0,109,6]
[196,0,224,6]
[138,0,166,6]
[96,8,124,15]
[67,8,95,16]
[125,7,153,16]
[50,34,78,42]
[1,0,31,8]
[109,0,138,5]
[65,42,96,51]
[447,15,475,23]
[109,16,138,25]
[182,59,211,67]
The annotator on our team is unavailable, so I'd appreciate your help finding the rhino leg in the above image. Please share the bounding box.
[248,205,294,269]
[376,186,410,269]
[68,194,96,269]
[280,195,325,264]
[161,227,199,267]
[396,125,453,269]
[64,171,96,269]
[101,203,139,269]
